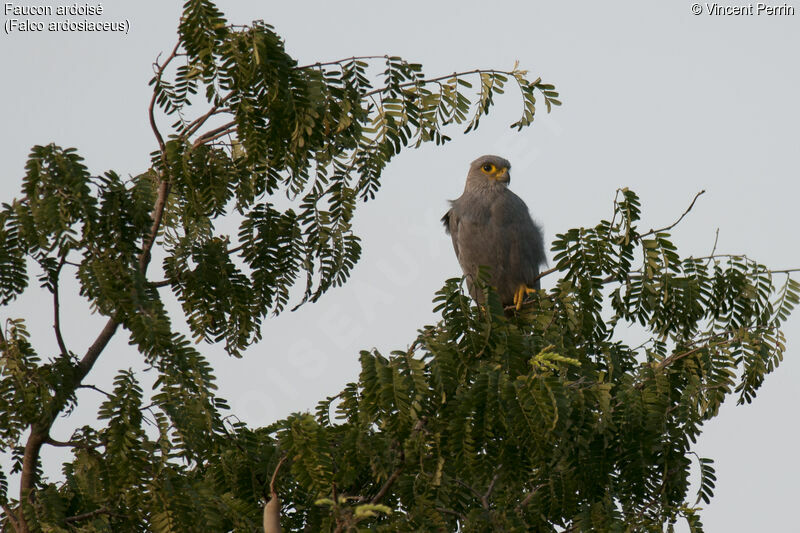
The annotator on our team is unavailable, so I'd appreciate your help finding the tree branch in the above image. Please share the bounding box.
[481,471,501,510]
[192,120,237,149]
[183,92,233,139]
[63,507,113,524]
[516,483,547,513]
[655,338,733,371]
[371,466,403,505]
[1,504,19,532]
[17,103,175,531]
[295,55,388,70]
[270,455,287,496]
[52,255,68,357]
[639,190,705,239]
[139,179,170,274]
[455,478,484,503]
[149,42,180,156]
[363,68,510,98]
[78,383,113,398]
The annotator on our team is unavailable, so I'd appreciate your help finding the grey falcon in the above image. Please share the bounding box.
[441,155,547,309]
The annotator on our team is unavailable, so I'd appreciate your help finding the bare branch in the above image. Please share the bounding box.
[371,466,403,505]
[138,180,171,274]
[455,478,484,503]
[149,41,180,156]
[481,471,501,510]
[52,255,68,357]
[639,190,705,239]
[1,504,19,532]
[76,318,120,379]
[77,384,113,398]
[532,265,558,285]
[192,120,237,149]
[708,227,720,264]
[63,507,114,524]
[436,507,465,520]
[42,436,94,449]
[270,455,287,496]
[516,483,547,513]
[771,268,800,274]
[183,92,233,139]
[363,68,509,98]
[295,55,388,70]
[656,338,733,372]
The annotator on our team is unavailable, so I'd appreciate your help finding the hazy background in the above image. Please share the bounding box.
[1,1,798,530]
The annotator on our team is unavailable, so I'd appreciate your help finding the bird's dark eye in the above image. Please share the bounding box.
[482,163,495,173]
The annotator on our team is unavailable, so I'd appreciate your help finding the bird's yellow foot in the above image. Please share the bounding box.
[513,285,538,310]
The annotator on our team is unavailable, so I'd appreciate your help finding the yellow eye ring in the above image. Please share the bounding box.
[481,163,496,173]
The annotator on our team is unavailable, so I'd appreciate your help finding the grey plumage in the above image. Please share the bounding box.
[442,155,546,307]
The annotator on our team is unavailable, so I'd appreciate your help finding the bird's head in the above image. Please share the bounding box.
[466,155,511,189]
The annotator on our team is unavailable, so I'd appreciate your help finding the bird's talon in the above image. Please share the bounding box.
[514,284,537,310]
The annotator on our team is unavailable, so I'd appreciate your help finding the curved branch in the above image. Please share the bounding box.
[639,190,705,239]
[270,455,287,495]
[139,180,171,274]
[52,255,68,357]
[149,41,181,156]
[78,383,113,398]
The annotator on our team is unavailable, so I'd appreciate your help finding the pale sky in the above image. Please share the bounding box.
[1,1,799,531]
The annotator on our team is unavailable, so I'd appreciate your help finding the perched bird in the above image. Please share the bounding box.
[442,155,546,309]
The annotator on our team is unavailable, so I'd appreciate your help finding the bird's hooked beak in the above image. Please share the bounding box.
[494,167,510,184]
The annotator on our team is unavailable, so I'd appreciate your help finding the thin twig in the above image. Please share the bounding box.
[639,190,705,239]
[295,55,389,70]
[655,338,733,371]
[436,507,465,520]
[455,478,484,503]
[78,384,113,398]
[707,228,720,266]
[363,68,507,98]
[183,96,232,139]
[63,507,112,524]
[192,120,237,149]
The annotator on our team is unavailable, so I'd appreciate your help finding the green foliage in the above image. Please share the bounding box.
[0,1,794,532]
